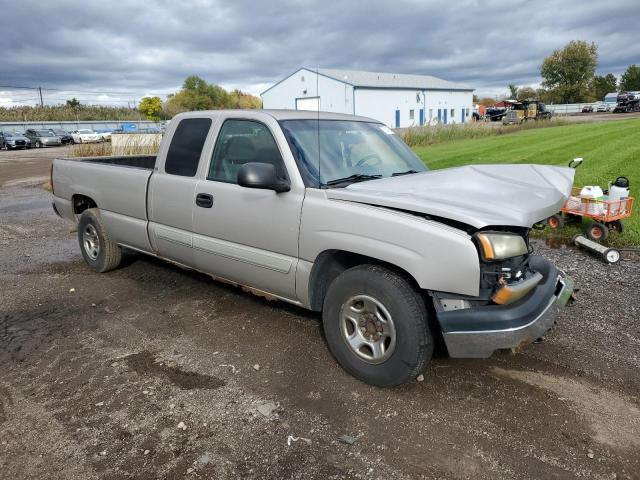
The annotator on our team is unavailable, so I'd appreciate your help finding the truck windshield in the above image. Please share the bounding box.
[279,120,427,187]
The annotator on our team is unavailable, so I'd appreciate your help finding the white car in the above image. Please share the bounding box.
[96,130,112,142]
[596,103,611,112]
[71,129,102,143]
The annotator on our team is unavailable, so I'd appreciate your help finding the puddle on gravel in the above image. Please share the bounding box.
[122,350,225,390]
[493,367,640,450]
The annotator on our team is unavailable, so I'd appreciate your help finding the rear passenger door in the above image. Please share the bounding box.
[147,117,213,267]
[191,118,304,301]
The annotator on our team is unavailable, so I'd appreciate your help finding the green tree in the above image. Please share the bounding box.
[590,74,617,101]
[507,84,519,99]
[139,96,162,120]
[540,40,598,103]
[619,65,640,91]
[66,97,81,108]
[163,75,261,116]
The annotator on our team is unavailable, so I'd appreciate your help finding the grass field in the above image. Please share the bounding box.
[412,119,640,247]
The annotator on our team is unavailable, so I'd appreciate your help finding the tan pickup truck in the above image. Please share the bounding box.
[52,110,575,386]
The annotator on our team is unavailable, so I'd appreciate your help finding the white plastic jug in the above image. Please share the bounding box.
[580,186,604,215]
[608,177,629,214]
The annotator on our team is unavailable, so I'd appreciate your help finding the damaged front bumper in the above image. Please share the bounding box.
[438,256,574,358]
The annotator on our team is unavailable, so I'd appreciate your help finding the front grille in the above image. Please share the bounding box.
[15,140,25,146]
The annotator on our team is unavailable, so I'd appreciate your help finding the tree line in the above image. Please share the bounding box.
[139,75,262,120]
[476,41,640,106]
[0,75,262,122]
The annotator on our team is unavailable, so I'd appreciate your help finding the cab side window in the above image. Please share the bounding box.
[165,118,212,177]
[208,120,285,183]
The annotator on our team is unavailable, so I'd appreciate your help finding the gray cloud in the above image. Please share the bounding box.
[1,0,639,105]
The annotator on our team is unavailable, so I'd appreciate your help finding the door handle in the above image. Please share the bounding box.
[195,193,214,208]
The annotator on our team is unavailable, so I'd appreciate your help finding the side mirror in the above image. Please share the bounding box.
[237,162,290,193]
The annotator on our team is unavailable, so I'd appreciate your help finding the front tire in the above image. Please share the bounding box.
[586,221,608,242]
[322,265,433,387]
[78,208,122,272]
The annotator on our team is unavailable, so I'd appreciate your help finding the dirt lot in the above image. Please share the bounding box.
[1,162,640,479]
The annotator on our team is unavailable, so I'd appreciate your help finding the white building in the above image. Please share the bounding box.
[261,68,474,128]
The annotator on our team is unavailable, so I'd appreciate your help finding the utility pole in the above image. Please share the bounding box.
[38,87,44,107]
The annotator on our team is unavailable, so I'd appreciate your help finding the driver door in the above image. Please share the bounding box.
[192,118,304,300]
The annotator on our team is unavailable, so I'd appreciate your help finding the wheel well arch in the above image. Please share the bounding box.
[72,194,97,214]
[307,249,421,312]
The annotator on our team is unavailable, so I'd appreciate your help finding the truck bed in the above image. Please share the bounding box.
[52,155,157,252]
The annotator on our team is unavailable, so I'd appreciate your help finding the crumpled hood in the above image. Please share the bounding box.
[326,164,575,229]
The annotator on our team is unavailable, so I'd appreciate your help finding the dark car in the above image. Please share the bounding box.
[581,105,594,113]
[24,129,63,147]
[48,128,74,145]
[0,131,31,150]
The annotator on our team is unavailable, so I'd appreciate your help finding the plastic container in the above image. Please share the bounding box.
[580,186,604,215]
[608,177,630,215]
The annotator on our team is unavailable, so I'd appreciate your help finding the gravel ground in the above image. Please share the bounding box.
[1,182,639,480]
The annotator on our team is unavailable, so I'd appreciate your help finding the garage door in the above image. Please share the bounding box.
[296,97,320,111]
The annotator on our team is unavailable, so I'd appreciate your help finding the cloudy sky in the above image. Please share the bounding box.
[1,0,639,106]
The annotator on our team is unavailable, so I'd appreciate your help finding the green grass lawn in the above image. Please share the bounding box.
[412,119,640,247]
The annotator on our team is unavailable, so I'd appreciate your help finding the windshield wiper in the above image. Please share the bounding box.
[323,173,382,187]
[392,169,419,176]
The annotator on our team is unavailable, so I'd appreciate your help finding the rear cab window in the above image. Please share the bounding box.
[165,118,212,176]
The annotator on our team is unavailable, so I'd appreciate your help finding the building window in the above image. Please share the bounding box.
[451,108,455,118]
[409,109,415,120]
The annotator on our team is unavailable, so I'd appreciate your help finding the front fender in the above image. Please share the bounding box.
[299,190,480,297]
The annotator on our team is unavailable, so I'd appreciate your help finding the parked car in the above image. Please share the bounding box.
[94,129,112,142]
[51,110,575,387]
[595,103,610,112]
[25,129,63,147]
[581,105,594,113]
[0,131,31,150]
[70,129,102,143]
[48,129,74,145]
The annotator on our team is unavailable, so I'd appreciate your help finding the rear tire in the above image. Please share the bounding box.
[608,220,624,233]
[322,264,433,387]
[77,208,122,273]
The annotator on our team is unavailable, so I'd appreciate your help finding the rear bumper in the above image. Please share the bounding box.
[438,256,573,358]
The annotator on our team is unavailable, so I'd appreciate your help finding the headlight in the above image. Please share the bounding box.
[475,232,528,261]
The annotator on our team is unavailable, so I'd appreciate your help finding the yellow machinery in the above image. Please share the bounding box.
[502,100,552,125]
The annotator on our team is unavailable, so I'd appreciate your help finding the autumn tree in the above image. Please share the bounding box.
[516,87,538,101]
[540,40,598,103]
[476,97,497,107]
[139,96,162,121]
